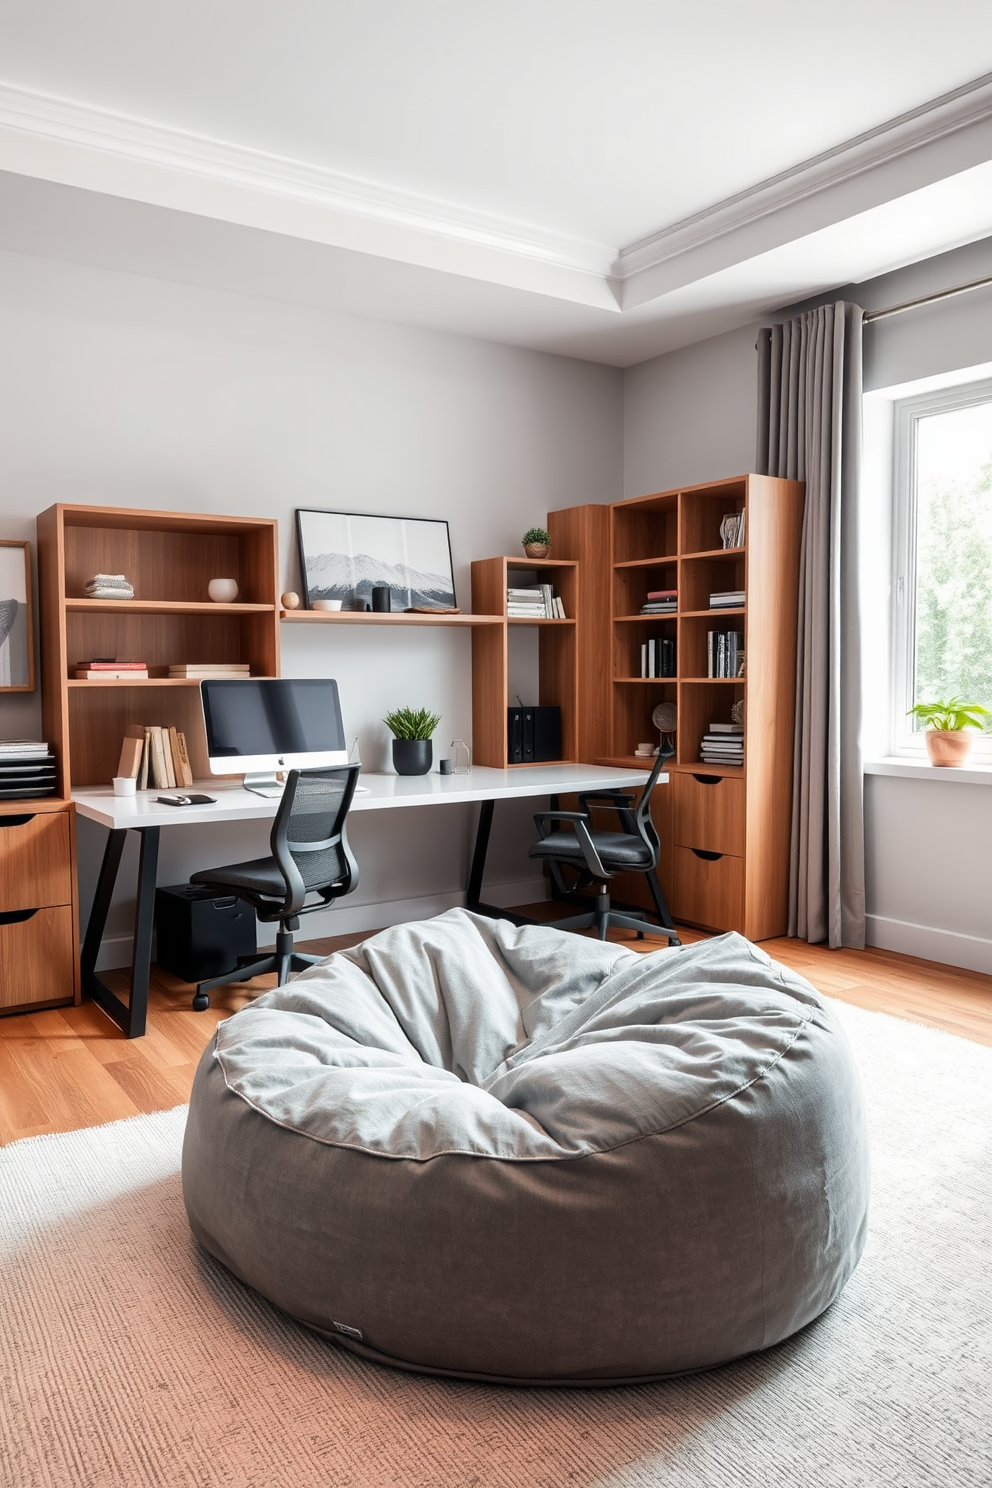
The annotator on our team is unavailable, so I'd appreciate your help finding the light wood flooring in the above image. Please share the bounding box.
[2,909,991,1146]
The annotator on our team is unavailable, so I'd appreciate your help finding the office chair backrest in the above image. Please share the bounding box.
[632,748,672,861]
[272,764,362,906]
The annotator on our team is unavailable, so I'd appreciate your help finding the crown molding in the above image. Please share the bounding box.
[615,71,992,285]
[0,81,616,281]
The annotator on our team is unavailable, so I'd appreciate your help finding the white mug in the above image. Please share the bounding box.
[113,776,137,797]
[208,577,239,603]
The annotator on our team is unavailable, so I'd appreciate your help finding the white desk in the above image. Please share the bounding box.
[74,764,659,1038]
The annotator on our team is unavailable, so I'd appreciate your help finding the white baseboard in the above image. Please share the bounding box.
[93,876,550,972]
[866,913,992,976]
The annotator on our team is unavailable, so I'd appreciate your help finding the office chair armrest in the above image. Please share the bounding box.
[532,811,610,880]
[577,790,637,833]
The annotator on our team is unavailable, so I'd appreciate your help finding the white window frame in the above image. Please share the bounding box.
[891,376,992,762]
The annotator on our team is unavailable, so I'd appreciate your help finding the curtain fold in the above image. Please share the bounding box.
[757,302,865,950]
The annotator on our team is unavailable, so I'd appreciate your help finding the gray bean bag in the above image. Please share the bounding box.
[182,909,869,1384]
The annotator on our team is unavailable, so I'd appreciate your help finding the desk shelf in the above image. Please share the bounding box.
[280,610,502,627]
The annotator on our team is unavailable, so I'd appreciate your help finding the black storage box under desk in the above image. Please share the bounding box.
[155,883,257,984]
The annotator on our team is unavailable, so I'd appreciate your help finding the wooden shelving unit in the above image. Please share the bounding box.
[603,474,805,939]
[38,505,281,792]
[469,556,578,767]
[280,609,502,628]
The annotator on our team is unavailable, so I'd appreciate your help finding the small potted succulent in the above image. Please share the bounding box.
[522,526,552,559]
[907,696,991,767]
[384,706,442,775]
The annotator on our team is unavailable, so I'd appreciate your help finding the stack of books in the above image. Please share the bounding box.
[117,725,194,790]
[640,588,677,615]
[700,722,744,765]
[709,590,745,609]
[706,630,745,678]
[74,659,149,680]
[506,586,566,619]
[0,740,57,799]
[640,637,676,678]
[167,662,251,680]
[85,573,134,599]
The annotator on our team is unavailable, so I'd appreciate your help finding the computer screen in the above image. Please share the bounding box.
[200,678,348,792]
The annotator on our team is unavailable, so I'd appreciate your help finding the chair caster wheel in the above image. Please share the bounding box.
[192,993,210,1012]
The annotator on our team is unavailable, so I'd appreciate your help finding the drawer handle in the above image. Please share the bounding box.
[212,898,238,910]
[0,908,39,925]
[0,815,35,829]
[691,775,723,787]
[690,849,723,862]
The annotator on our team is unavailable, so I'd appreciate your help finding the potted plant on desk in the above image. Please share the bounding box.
[385,707,442,776]
[907,696,991,766]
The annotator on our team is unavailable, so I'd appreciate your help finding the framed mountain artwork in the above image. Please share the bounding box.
[0,540,34,691]
[295,510,456,612]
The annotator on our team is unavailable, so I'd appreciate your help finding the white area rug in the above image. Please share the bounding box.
[2,999,991,1488]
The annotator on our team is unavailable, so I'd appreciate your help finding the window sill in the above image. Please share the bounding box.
[865,757,992,786]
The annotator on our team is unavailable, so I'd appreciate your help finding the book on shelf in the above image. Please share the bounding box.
[645,589,677,600]
[709,591,745,609]
[640,636,676,678]
[706,629,744,678]
[75,668,149,680]
[0,740,56,797]
[0,739,50,756]
[167,663,251,678]
[719,511,746,548]
[640,598,677,614]
[120,723,194,789]
[506,584,564,618]
[708,722,744,733]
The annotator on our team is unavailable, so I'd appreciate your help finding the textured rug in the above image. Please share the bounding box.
[2,999,991,1488]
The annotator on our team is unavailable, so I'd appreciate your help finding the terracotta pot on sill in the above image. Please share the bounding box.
[523,542,551,559]
[925,729,973,767]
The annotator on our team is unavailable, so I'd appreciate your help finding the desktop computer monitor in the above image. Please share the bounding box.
[200,677,348,796]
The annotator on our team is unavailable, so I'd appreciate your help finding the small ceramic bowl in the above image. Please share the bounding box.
[208,577,239,603]
[313,599,343,612]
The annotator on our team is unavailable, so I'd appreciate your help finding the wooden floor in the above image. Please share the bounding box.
[2,908,991,1146]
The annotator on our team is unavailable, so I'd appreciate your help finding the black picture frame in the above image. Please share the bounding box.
[295,509,456,612]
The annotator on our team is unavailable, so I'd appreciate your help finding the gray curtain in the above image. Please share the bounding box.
[756,302,865,949]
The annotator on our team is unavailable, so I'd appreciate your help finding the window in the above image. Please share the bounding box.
[892,379,992,760]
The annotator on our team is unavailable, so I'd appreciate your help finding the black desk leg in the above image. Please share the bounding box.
[81,826,160,1039]
[465,797,545,929]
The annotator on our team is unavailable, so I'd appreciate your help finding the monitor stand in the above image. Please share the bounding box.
[243,772,284,798]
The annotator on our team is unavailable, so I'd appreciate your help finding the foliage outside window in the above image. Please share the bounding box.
[893,382,992,760]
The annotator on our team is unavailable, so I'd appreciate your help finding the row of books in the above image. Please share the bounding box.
[640,637,676,678]
[700,722,744,765]
[0,739,57,799]
[117,725,194,790]
[506,586,566,619]
[641,588,677,615]
[707,630,745,678]
[710,590,745,609]
[73,660,251,681]
[719,511,746,549]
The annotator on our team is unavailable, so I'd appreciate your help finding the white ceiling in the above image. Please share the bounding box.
[2,1,992,364]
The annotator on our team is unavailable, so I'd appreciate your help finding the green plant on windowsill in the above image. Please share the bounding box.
[907,696,991,767]
[383,707,442,741]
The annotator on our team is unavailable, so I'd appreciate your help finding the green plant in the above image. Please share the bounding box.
[907,696,992,732]
[383,706,442,740]
[522,526,551,547]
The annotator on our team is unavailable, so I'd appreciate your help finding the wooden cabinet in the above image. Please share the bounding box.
[550,476,804,940]
[38,505,281,792]
[0,801,79,1013]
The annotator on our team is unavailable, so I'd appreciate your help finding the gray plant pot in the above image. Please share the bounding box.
[392,738,433,776]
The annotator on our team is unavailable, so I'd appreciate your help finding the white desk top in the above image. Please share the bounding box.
[72,763,659,831]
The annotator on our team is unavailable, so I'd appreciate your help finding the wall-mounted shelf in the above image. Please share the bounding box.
[65,599,276,615]
[280,609,502,627]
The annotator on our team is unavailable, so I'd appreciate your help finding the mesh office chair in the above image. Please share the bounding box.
[188,764,361,1011]
[528,749,681,943]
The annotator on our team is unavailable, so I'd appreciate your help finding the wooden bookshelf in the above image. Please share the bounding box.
[38,505,281,792]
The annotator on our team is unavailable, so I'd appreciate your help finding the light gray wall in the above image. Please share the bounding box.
[621,235,992,973]
[0,248,622,961]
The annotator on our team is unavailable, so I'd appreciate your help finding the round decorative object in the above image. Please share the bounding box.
[652,701,677,734]
[523,542,551,559]
[281,591,300,610]
[207,578,239,603]
[392,738,433,775]
[925,729,973,767]
[183,910,870,1385]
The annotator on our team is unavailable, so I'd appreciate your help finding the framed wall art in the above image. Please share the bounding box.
[296,509,456,612]
[0,541,34,691]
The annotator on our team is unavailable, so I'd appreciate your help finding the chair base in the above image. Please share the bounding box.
[192,931,321,1011]
[549,888,682,944]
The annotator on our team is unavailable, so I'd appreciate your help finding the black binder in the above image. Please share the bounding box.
[507,705,561,763]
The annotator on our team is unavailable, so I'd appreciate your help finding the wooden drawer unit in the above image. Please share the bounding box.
[673,846,743,932]
[0,811,72,912]
[673,772,744,857]
[0,905,76,1011]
